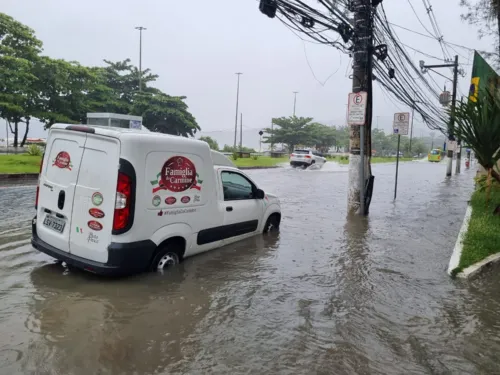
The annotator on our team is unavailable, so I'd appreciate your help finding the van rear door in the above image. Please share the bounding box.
[69,135,120,263]
[36,129,87,253]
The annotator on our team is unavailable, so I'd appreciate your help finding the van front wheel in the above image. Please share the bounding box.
[263,214,280,233]
[150,247,181,272]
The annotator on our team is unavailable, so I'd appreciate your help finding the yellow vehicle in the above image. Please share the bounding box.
[428,148,442,162]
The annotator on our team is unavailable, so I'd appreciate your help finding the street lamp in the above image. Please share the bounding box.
[293,91,299,116]
[135,26,147,92]
[420,55,460,176]
[233,72,243,149]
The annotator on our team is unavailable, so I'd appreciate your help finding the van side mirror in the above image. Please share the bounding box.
[255,189,265,199]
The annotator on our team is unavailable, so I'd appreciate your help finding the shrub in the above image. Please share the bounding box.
[232,152,239,160]
[27,144,43,156]
[252,155,258,160]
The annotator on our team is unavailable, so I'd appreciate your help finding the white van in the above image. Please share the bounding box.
[32,124,281,276]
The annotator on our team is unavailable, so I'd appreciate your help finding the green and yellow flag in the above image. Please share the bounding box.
[469,51,500,102]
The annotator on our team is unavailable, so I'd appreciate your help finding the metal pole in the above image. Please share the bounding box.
[135,27,146,92]
[394,134,401,200]
[4,120,8,154]
[233,73,242,150]
[259,135,262,153]
[446,55,459,177]
[293,91,298,116]
[360,125,365,215]
[409,104,415,153]
[270,119,274,152]
[239,113,243,152]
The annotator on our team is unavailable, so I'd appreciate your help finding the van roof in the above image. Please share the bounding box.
[49,123,236,167]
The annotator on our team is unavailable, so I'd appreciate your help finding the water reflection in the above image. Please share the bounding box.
[22,233,280,375]
[3,163,500,374]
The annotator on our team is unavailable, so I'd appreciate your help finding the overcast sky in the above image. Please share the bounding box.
[1,0,495,149]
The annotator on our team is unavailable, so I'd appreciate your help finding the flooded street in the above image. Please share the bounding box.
[2,160,500,375]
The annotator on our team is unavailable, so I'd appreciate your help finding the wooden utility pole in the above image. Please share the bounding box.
[347,0,373,215]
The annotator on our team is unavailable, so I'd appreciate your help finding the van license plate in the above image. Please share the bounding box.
[43,215,65,233]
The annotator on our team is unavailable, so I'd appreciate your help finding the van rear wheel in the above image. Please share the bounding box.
[150,246,181,272]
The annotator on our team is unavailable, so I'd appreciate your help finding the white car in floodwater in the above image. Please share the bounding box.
[289,149,326,168]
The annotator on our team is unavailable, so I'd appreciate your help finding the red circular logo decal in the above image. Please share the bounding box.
[89,208,105,219]
[160,156,196,192]
[165,196,177,205]
[181,196,190,204]
[53,151,71,170]
[88,220,103,231]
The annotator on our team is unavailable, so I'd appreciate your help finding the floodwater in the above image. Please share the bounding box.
[1,160,500,375]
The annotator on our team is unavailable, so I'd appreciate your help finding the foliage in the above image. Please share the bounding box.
[451,88,500,184]
[0,154,42,174]
[233,156,288,168]
[454,187,500,275]
[0,12,42,147]
[460,0,500,61]
[34,57,96,128]
[26,144,42,156]
[132,90,200,137]
[475,172,500,191]
[307,122,337,153]
[198,136,219,150]
[0,14,200,145]
[262,116,317,152]
[222,144,256,153]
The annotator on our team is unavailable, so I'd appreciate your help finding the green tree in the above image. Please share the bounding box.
[131,90,200,137]
[460,0,500,60]
[334,125,350,150]
[308,123,337,153]
[199,136,219,150]
[34,57,96,128]
[263,116,314,152]
[222,144,256,153]
[451,88,500,190]
[0,13,42,147]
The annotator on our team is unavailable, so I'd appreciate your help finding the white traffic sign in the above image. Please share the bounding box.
[347,92,368,126]
[393,112,410,136]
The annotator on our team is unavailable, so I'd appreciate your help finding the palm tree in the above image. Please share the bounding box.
[451,89,500,198]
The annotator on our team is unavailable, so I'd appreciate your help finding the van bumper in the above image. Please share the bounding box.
[31,217,156,276]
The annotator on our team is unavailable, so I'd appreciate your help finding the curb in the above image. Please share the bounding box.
[457,253,500,279]
[0,173,39,182]
[447,205,472,276]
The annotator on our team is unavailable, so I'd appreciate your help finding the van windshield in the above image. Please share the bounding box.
[430,150,440,155]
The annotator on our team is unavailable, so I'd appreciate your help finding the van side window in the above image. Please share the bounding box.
[221,171,256,201]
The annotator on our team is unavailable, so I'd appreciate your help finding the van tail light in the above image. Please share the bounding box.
[35,154,44,209]
[305,155,312,159]
[438,155,441,160]
[290,154,294,158]
[113,172,132,231]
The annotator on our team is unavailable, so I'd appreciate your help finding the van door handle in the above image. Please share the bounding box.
[58,190,65,210]
[226,206,233,212]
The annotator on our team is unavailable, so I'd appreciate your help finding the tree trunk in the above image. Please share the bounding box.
[20,118,30,147]
[486,168,492,205]
[13,122,18,148]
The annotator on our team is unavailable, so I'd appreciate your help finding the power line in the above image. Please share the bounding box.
[387,22,484,53]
